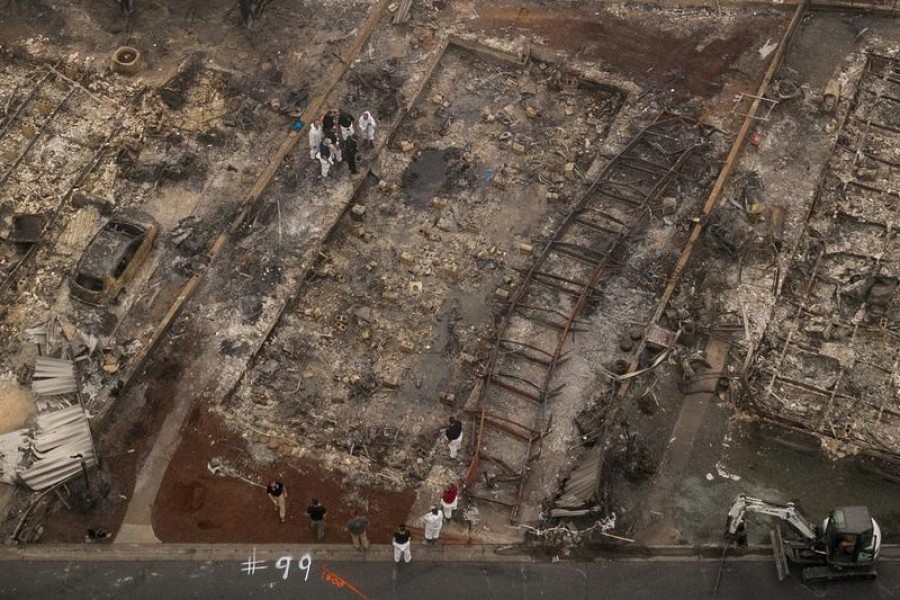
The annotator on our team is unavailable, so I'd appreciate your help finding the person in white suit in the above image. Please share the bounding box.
[308,121,323,160]
[421,506,443,545]
[358,111,377,146]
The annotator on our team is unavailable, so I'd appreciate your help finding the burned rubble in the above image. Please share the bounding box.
[751,53,900,461]
[226,43,629,504]
[0,19,304,539]
[0,0,899,554]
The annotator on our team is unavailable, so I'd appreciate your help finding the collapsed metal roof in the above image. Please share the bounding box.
[17,405,96,491]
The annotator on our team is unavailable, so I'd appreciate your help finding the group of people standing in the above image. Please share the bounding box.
[265,481,327,540]
[263,414,465,563]
[307,107,377,179]
[393,481,460,563]
[264,477,460,564]
[396,415,463,561]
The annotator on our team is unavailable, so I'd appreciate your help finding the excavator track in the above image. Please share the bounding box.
[801,566,877,584]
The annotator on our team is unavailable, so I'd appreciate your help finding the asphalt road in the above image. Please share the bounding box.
[2,557,900,599]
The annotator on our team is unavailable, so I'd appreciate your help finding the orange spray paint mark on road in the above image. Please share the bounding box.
[321,564,369,600]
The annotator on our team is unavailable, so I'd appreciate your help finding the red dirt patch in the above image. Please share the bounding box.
[474,5,781,98]
[152,405,415,544]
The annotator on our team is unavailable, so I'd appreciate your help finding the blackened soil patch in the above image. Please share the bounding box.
[402,149,449,208]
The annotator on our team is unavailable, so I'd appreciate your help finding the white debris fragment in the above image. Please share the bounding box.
[758,39,778,59]
[715,463,742,482]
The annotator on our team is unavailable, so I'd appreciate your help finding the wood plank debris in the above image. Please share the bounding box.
[393,0,412,24]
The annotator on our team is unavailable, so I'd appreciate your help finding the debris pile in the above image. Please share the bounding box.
[751,54,900,459]
[0,315,112,491]
[226,43,628,500]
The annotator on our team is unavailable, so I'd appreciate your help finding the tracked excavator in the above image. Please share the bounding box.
[725,494,881,584]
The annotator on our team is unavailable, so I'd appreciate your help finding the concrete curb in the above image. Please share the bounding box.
[0,543,529,563]
[3,543,899,563]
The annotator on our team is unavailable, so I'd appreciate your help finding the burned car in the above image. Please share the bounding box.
[70,213,159,306]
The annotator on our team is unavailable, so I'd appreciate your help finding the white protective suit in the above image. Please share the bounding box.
[308,123,323,160]
[316,150,333,178]
[422,510,443,541]
[358,111,377,143]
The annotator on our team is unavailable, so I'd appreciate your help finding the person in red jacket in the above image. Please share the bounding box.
[440,482,458,521]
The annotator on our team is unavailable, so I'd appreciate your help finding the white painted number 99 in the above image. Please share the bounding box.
[274,554,313,581]
[275,556,292,580]
[298,554,312,582]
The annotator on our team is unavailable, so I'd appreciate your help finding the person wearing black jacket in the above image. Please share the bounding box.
[392,524,412,563]
[344,136,359,175]
[338,110,355,141]
[307,498,327,540]
[322,109,337,134]
[445,416,463,459]
[266,480,287,523]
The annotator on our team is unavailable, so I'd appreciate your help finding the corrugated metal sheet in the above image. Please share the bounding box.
[24,316,67,355]
[23,324,48,348]
[31,356,78,396]
[26,317,112,358]
[0,430,27,485]
[32,378,78,395]
[554,445,603,509]
[35,397,75,414]
[33,357,75,377]
[18,406,96,491]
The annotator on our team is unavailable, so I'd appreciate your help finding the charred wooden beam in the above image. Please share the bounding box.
[513,309,585,333]
[0,88,76,189]
[577,205,629,226]
[479,452,518,475]
[508,302,589,325]
[618,149,680,171]
[467,493,515,508]
[573,215,623,236]
[501,349,552,367]
[0,71,54,143]
[498,338,557,359]
[482,417,538,442]
[495,372,544,395]
[550,241,609,265]
[488,378,542,403]
[528,275,601,299]
[592,186,645,207]
[848,179,900,199]
[856,116,900,136]
[554,240,612,261]
[857,87,900,105]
